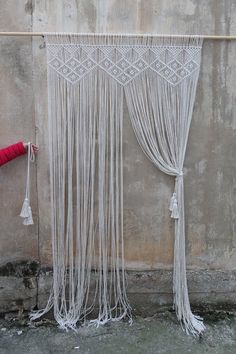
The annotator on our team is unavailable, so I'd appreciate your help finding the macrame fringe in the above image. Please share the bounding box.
[173,176,205,336]
[173,286,206,337]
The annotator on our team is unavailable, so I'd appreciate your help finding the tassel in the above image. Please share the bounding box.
[171,199,179,219]
[23,206,34,226]
[20,142,35,226]
[169,192,177,211]
[169,192,179,219]
[20,198,30,218]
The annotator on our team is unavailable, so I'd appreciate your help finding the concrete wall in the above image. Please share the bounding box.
[0,2,38,265]
[0,0,236,313]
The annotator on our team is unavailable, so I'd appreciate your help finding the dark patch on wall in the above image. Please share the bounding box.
[25,0,34,15]
[0,260,39,277]
[23,277,35,289]
[0,39,33,84]
[81,1,97,32]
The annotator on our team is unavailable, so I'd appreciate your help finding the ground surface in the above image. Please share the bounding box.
[0,311,236,354]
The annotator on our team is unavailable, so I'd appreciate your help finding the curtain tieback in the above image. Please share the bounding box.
[169,171,183,219]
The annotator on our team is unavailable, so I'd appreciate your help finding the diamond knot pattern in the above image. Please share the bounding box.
[58,65,71,77]
[51,58,62,69]
[66,58,79,69]
[117,59,130,70]
[177,68,188,78]
[150,60,165,71]
[68,72,79,83]
[160,67,174,79]
[125,66,139,77]
[100,59,114,70]
[83,59,96,69]
[75,65,87,76]
[48,44,201,86]
[134,59,148,70]
[186,60,198,72]
[169,60,181,70]
[109,66,122,77]
[117,73,130,84]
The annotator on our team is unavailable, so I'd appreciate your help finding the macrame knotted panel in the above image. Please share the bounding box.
[32,34,203,336]
[47,38,201,86]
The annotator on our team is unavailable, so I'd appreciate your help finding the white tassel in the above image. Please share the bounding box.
[23,206,34,225]
[20,198,30,218]
[170,192,179,219]
[169,192,177,211]
[20,142,35,226]
[171,199,179,219]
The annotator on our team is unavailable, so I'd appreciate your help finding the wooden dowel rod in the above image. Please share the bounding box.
[0,32,43,36]
[0,32,235,39]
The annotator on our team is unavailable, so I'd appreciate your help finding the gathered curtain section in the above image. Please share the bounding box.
[31,33,203,335]
[124,56,204,335]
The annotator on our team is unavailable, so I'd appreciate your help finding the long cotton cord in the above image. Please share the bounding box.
[31,36,131,328]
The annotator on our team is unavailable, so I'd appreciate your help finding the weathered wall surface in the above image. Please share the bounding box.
[0,1,38,266]
[0,0,236,313]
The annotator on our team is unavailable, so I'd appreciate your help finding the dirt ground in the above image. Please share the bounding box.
[0,311,236,354]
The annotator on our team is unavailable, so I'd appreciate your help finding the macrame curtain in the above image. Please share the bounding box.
[124,41,204,335]
[31,34,203,335]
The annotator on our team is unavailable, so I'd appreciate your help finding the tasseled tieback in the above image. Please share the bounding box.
[169,171,183,219]
[169,192,179,219]
[20,142,35,225]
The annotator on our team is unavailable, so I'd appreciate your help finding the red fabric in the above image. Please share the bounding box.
[0,142,27,166]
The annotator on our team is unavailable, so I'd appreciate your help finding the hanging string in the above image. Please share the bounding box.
[30,34,132,330]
